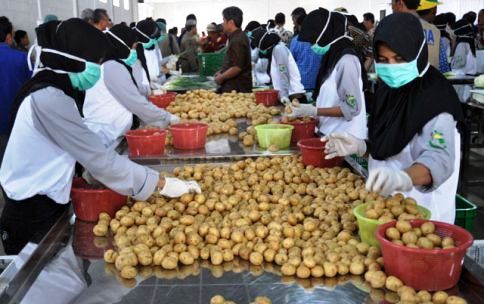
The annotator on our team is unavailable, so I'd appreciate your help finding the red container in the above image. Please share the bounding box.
[169,123,208,150]
[149,92,177,108]
[376,220,474,291]
[297,138,343,168]
[125,128,166,157]
[71,178,127,222]
[254,90,279,106]
[284,118,317,144]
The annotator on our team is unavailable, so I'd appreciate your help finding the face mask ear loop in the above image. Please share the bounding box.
[258,31,269,51]
[106,30,131,51]
[135,27,152,41]
[315,11,332,46]
[27,43,42,72]
[415,38,430,77]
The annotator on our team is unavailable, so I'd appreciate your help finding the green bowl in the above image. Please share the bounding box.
[353,202,431,247]
[255,124,294,149]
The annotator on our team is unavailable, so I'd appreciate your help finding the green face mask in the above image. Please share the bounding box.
[311,11,348,56]
[157,34,166,43]
[142,39,156,49]
[123,49,138,66]
[69,61,101,91]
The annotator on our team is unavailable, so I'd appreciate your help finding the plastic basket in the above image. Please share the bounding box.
[376,220,474,291]
[71,178,127,222]
[283,118,317,144]
[254,90,279,106]
[149,92,177,108]
[125,129,166,157]
[353,203,431,247]
[455,194,477,232]
[297,138,343,168]
[198,50,225,76]
[169,123,208,150]
[255,124,294,149]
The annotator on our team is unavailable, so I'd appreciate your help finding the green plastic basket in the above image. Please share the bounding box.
[455,194,477,233]
[353,203,431,247]
[255,124,294,149]
[198,50,226,76]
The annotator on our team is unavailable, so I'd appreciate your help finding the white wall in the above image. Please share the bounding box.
[1,0,138,48]
[147,0,484,32]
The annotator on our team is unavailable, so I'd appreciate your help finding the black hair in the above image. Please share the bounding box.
[291,7,306,17]
[0,16,12,42]
[186,14,196,21]
[222,6,243,28]
[400,0,420,10]
[186,24,196,32]
[267,19,276,29]
[275,13,285,25]
[14,30,27,44]
[93,8,109,24]
[463,11,477,24]
[120,21,127,27]
[363,13,375,23]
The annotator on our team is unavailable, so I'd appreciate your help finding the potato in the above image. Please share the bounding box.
[416,290,432,302]
[211,250,224,265]
[426,233,442,247]
[432,291,449,304]
[323,262,337,277]
[161,256,178,270]
[93,224,108,237]
[99,212,111,222]
[385,227,401,241]
[417,237,434,249]
[369,270,386,289]
[137,251,153,266]
[179,252,195,265]
[104,249,118,263]
[385,276,403,292]
[210,295,225,304]
[396,220,412,233]
[442,236,455,248]
[254,296,272,304]
[349,261,365,275]
[445,296,467,304]
[120,216,135,227]
[296,265,311,279]
[281,263,296,276]
[421,222,436,235]
[402,231,418,245]
[249,252,264,266]
[120,266,137,279]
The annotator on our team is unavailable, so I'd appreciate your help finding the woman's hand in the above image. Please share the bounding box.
[322,133,367,159]
[366,168,413,196]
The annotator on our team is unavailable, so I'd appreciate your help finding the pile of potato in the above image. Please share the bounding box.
[364,195,427,222]
[211,295,271,304]
[385,221,456,250]
[94,156,468,303]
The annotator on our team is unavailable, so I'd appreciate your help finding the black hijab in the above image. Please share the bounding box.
[369,13,464,160]
[10,18,107,126]
[434,14,451,41]
[134,19,160,82]
[452,19,476,56]
[105,24,139,87]
[251,26,281,58]
[299,8,366,99]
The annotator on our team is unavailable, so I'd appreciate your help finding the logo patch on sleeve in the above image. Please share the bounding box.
[429,130,447,150]
[346,95,356,109]
[278,64,287,73]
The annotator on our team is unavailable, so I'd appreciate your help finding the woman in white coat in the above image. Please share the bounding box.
[83,24,178,150]
[289,8,367,140]
[324,13,464,224]
[0,19,199,255]
[250,26,306,103]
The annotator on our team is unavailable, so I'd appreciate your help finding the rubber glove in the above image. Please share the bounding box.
[322,133,367,159]
[169,114,181,125]
[159,177,202,198]
[366,168,413,197]
[280,97,290,105]
[288,104,317,118]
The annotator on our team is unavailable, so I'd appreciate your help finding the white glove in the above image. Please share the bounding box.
[159,177,202,198]
[288,104,317,118]
[150,80,163,90]
[366,168,413,197]
[322,132,367,159]
[169,114,181,125]
[280,97,290,105]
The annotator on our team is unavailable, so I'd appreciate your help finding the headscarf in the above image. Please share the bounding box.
[369,13,463,160]
[43,14,58,23]
[157,21,167,34]
[105,24,139,87]
[10,18,107,126]
[452,19,476,56]
[299,8,366,99]
[134,19,160,82]
[244,21,261,33]
[434,14,451,41]
[251,26,281,78]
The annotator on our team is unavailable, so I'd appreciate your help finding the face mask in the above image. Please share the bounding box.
[311,12,351,56]
[247,31,253,39]
[375,39,429,89]
[123,49,138,66]
[135,27,156,49]
[157,34,166,43]
[27,45,101,91]
[69,61,101,90]
[259,49,268,56]
[258,30,276,56]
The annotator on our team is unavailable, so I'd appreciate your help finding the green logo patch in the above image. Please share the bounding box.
[278,64,287,73]
[429,130,447,150]
[346,95,356,109]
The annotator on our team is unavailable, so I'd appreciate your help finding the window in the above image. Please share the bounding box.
[98,0,107,3]
[113,0,120,7]
[124,0,130,10]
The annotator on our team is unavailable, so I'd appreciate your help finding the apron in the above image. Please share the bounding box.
[83,65,133,149]
[254,58,270,86]
[145,48,161,81]
[368,129,460,224]
[316,60,367,139]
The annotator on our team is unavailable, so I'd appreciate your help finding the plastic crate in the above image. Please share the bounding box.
[455,194,477,233]
[198,50,226,76]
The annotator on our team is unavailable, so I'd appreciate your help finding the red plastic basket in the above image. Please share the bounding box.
[169,123,208,150]
[71,178,127,222]
[376,220,474,291]
[149,92,177,108]
[254,90,279,106]
[283,118,317,144]
[297,138,343,168]
[125,128,166,157]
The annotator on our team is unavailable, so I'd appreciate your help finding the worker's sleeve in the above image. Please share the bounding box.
[104,61,172,128]
[411,113,456,192]
[132,61,150,97]
[30,91,159,201]
[335,55,363,121]
[438,38,451,73]
[451,43,467,70]
[270,45,290,99]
